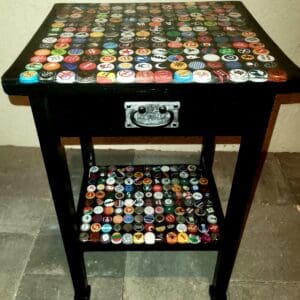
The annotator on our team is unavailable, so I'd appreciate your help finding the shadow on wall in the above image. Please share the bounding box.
[9,95,29,106]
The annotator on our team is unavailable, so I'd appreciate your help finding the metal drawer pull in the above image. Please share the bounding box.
[124,101,180,128]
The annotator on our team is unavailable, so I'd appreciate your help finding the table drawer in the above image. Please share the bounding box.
[49,95,213,137]
[49,90,270,137]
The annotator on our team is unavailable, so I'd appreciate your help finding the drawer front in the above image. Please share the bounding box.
[49,92,268,137]
[50,95,213,137]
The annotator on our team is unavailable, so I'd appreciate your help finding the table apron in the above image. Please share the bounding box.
[48,94,273,137]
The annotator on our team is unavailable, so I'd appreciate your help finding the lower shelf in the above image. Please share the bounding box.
[77,164,224,251]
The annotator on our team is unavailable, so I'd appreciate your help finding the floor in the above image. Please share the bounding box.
[0,146,299,300]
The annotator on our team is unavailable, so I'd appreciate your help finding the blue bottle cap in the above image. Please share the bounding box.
[174,70,193,83]
[102,223,112,233]
[103,42,118,49]
[19,71,39,84]
[62,62,78,71]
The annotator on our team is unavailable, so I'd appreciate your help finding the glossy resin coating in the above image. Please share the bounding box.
[3,1,299,94]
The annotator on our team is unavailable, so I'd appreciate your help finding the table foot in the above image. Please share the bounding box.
[74,285,91,300]
[209,285,227,300]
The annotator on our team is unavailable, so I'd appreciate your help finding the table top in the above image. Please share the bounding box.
[2,1,299,96]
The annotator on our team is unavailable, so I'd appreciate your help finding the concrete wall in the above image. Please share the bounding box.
[0,0,299,151]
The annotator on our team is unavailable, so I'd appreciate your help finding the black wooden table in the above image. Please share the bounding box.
[2,2,299,299]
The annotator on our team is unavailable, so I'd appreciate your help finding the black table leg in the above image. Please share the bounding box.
[29,96,91,300]
[210,134,272,300]
[80,136,96,172]
[201,135,216,170]
[210,132,267,299]
[210,99,274,300]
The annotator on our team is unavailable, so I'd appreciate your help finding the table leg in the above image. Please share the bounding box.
[201,135,216,170]
[210,114,272,299]
[209,95,275,299]
[80,136,96,172]
[29,96,91,300]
